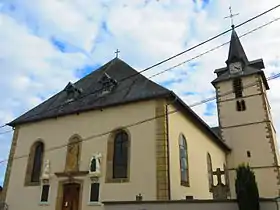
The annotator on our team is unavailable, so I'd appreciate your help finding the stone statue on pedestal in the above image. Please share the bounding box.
[89,153,102,177]
[41,159,51,181]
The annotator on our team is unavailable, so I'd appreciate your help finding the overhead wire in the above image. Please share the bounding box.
[149,16,280,79]
[0,72,279,165]
[0,130,13,135]
[0,3,279,129]
[0,14,279,131]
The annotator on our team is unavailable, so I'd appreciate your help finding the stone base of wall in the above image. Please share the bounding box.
[104,199,279,210]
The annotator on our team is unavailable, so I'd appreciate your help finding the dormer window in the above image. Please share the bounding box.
[98,73,117,95]
[64,82,82,102]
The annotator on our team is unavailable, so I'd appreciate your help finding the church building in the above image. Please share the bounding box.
[1,27,279,210]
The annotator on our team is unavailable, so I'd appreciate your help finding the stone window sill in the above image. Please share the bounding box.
[39,202,49,206]
[181,180,190,187]
[88,202,103,206]
[105,178,129,183]
[25,181,40,187]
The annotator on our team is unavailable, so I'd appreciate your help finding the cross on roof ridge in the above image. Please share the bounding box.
[115,49,120,58]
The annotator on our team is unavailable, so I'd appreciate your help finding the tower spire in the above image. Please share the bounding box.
[226,28,248,65]
[224,6,248,65]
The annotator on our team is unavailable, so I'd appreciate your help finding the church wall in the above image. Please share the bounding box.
[167,104,227,200]
[216,74,280,198]
[223,124,279,198]
[5,100,158,210]
[217,75,267,129]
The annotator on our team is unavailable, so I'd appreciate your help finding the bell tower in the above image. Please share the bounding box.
[212,26,280,198]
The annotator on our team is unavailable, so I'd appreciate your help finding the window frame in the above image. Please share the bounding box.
[88,182,100,204]
[233,78,243,98]
[236,99,246,112]
[207,153,213,192]
[39,184,50,204]
[106,128,131,183]
[179,134,190,187]
[112,130,129,179]
[25,140,45,186]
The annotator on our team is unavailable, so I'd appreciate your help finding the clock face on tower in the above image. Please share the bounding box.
[229,62,242,74]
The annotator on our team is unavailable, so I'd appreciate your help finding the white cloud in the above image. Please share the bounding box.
[1,0,280,183]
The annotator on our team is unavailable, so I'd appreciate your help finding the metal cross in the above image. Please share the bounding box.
[115,49,120,58]
[224,6,239,28]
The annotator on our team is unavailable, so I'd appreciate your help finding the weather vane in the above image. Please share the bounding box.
[115,49,120,58]
[224,6,239,29]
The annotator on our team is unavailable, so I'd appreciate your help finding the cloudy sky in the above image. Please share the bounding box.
[0,0,280,184]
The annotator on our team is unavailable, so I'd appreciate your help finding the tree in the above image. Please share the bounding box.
[235,164,260,210]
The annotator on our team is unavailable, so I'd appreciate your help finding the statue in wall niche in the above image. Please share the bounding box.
[41,159,51,181]
[65,138,80,172]
[89,153,102,177]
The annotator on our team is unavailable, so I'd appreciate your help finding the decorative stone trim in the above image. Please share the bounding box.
[218,93,262,103]
[1,127,19,201]
[258,76,280,185]
[54,171,89,177]
[155,100,170,200]
[221,120,271,129]
[55,179,84,210]
[215,85,226,141]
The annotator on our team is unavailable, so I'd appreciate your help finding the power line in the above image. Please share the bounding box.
[149,16,280,79]
[0,4,279,129]
[133,3,280,77]
[1,14,279,131]
[0,72,279,165]
[0,130,13,135]
[0,125,7,129]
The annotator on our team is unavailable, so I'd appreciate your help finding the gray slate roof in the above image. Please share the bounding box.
[211,126,221,139]
[8,58,171,126]
[226,29,249,65]
[8,58,230,151]
[212,29,269,90]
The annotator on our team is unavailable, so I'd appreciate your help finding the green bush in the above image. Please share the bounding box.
[235,164,260,210]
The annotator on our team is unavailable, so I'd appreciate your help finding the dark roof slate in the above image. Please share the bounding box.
[8,58,171,126]
[211,126,221,139]
[212,65,269,90]
[212,29,269,90]
[226,29,249,65]
[8,58,230,151]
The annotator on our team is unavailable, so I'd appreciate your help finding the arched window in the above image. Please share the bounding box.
[25,141,44,185]
[113,130,129,179]
[207,153,213,192]
[179,134,189,186]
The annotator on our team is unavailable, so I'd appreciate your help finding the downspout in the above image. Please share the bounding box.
[165,94,178,200]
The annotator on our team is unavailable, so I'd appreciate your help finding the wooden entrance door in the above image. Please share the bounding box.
[62,183,80,210]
